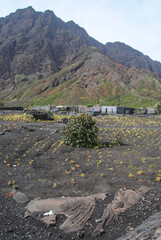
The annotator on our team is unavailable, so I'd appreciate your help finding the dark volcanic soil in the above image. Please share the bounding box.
[0,116,161,239]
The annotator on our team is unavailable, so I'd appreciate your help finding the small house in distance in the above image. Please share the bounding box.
[117,106,135,115]
[147,108,155,115]
[101,106,135,115]
[86,105,101,115]
[101,106,117,115]
[78,105,86,114]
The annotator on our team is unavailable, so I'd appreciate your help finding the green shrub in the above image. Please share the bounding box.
[63,114,98,148]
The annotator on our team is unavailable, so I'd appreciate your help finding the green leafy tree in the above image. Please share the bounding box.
[63,114,98,148]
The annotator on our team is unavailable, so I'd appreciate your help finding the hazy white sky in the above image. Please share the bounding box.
[0,0,161,62]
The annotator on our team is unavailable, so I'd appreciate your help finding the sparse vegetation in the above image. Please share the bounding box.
[0,113,34,122]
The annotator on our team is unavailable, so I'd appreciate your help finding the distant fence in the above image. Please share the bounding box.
[0,107,24,115]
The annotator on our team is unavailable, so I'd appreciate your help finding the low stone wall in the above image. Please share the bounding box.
[0,107,23,111]
[0,109,24,115]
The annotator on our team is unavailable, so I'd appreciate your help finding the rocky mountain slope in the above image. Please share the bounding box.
[0,6,103,91]
[0,7,161,107]
[105,42,161,78]
[2,47,161,108]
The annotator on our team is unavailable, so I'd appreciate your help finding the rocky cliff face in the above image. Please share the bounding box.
[60,48,160,92]
[0,6,104,91]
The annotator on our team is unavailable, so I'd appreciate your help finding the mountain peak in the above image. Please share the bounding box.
[15,6,35,15]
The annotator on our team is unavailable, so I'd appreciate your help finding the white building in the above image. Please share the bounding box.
[147,108,155,114]
[78,105,86,113]
[101,106,117,115]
